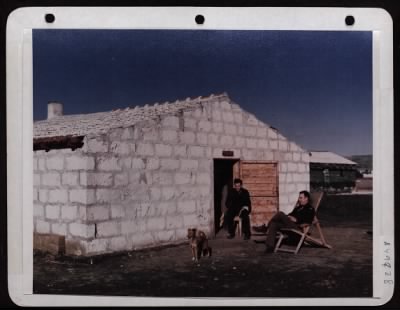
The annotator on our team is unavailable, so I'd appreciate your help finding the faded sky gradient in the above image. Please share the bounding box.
[33,30,372,156]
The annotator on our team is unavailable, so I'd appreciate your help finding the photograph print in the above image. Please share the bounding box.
[32,29,373,297]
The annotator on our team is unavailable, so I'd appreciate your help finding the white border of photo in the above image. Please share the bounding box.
[6,6,394,307]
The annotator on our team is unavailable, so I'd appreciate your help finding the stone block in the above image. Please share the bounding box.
[298,163,306,172]
[48,190,68,203]
[196,173,211,185]
[87,137,108,153]
[244,126,257,137]
[234,137,246,148]
[222,112,234,123]
[136,143,154,157]
[212,122,223,133]
[212,109,221,121]
[87,206,110,221]
[121,220,139,234]
[36,220,50,234]
[174,145,187,157]
[247,115,259,126]
[196,132,208,145]
[188,146,204,158]
[97,221,119,237]
[180,159,199,171]
[34,203,44,218]
[61,172,79,186]
[221,135,234,147]
[38,190,48,203]
[81,172,113,187]
[110,141,131,155]
[198,159,211,172]
[269,140,278,149]
[142,127,159,142]
[69,223,90,238]
[174,172,193,185]
[268,128,278,139]
[257,127,267,138]
[45,205,60,220]
[284,153,293,161]
[198,120,212,132]
[151,171,172,185]
[96,156,121,171]
[165,215,183,230]
[121,127,134,140]
[144,158,158,170]
[46,156,64,170]
[146,217,166,231]
[61,205,78,221]
[162,187,175,200]
[183,214,199,227]
[234,112,243,124]
[155,230,175,243]
[109,236,127,251]
[161,115,180,129]
[110,204,125,219]
[177,200,196,214]
[293,152,301,162]
[279,140,288,151]
[246,138,257,149]
[131,233,154,248]
[288,163,298,172]
[208,133,219,145]
[184,118,197,130]
[257,139,269,149]
[154,144,172,157]
[51,223,67,235]
[96,189,121,203]
[301,153,310,162]
[33,174,41,188]
[150,187,162,200]
[69,189,96,204]
[42,172,61,187]
[86,238,108,254]
[224,124,237,135]
[120,158,132,169]
[38,158,46,171]
[114,172,129,186]
[161,130,178,143]
[66,155,95,170]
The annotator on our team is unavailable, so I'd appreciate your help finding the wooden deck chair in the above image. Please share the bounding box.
[274,192,332,254]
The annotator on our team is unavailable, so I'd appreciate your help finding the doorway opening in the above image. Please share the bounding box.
[213,159,239,235]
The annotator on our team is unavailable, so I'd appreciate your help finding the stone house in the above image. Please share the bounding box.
[33,93,310,256]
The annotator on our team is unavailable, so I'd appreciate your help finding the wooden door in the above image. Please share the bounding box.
[238,161,279,226]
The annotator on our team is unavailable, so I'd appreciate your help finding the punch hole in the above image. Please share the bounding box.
[345,15,355,26]
[195,15,205,25]
[45,13,55,23]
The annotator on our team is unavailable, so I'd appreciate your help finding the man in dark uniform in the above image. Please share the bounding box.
[265,190,315,253]
[225,178,252,240]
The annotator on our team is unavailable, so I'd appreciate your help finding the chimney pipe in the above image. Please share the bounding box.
[47,101,63,120]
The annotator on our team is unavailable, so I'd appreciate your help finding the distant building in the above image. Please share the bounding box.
[309,151,358,192]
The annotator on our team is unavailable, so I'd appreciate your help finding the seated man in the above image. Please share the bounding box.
[265,190,315,253]
[225,178,252,240]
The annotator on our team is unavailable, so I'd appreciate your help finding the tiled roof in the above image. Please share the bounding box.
[309,151,357,165]
[34,93,228,138]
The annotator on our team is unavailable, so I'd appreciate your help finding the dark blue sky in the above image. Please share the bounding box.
[33,30,372,156]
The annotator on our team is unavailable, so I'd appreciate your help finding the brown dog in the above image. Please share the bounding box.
[187,228,212,262]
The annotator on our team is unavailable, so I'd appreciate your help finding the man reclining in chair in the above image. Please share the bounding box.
[264,190,315,253]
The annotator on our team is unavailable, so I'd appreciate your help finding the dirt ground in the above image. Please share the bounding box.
[33,194,372,297]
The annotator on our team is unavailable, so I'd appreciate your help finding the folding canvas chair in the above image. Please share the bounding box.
[274,192,332,254]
